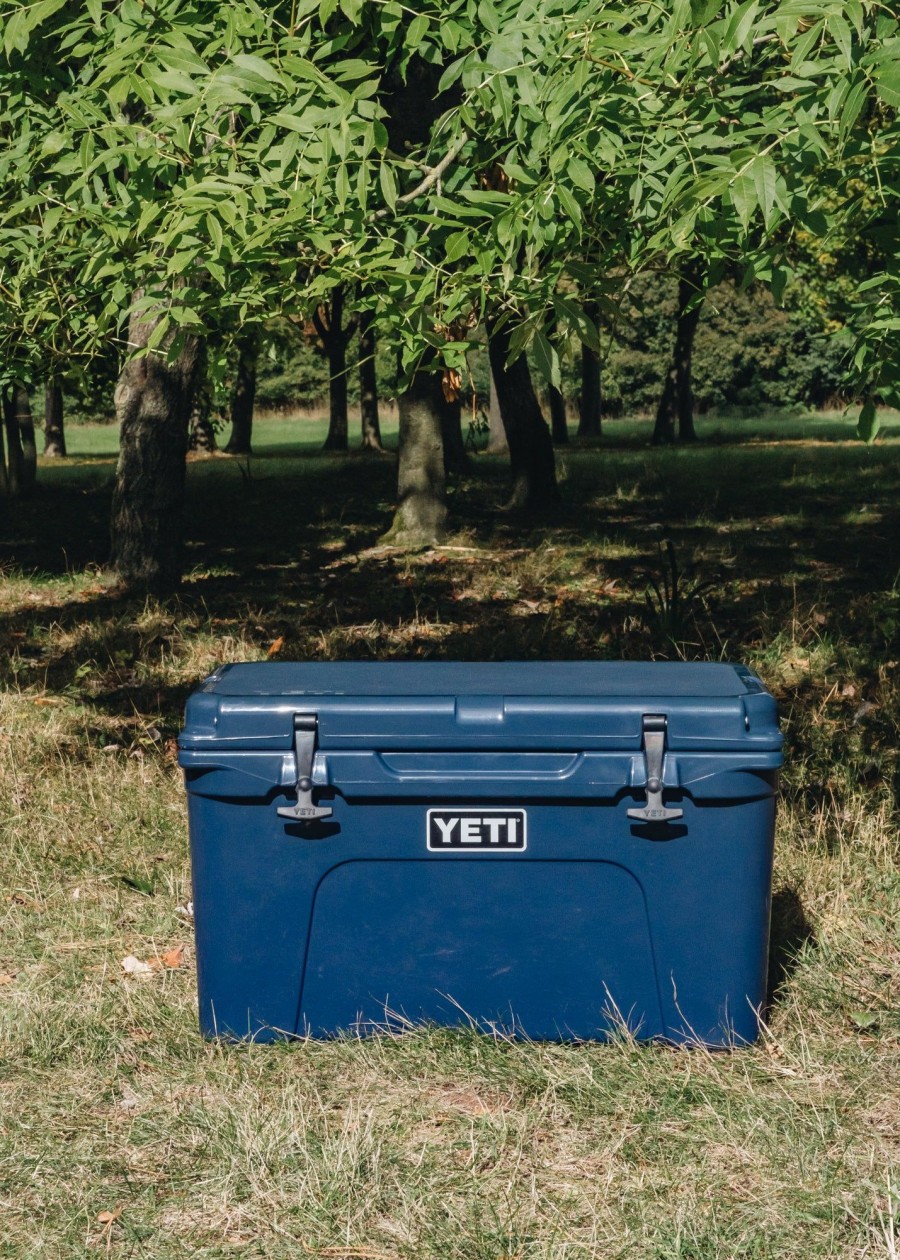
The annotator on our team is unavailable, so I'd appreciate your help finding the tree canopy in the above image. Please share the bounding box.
[1,1,896,409]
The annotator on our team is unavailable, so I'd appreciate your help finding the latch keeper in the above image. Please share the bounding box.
[277,715,333,822]
[627,715,683,822]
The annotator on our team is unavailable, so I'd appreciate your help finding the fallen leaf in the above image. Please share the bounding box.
[8,894,41,911]
[267,636,285,658]
[853,701,876,724]
[849,1010,879,1031]
[159,943,185,969]
[121,955,154,980]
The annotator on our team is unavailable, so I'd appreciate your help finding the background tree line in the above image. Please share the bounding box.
[0,0,896,589]
[48,270,859,436]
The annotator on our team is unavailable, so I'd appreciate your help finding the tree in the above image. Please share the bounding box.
[357,309,383,452]
[486,368,508,454]
[438,370,469,474]
[2,385,37,497]
[488,318,558,512]
[314,287,356,454]
[653,262,704,445]
[548,383,568,446]
[43,380,66,457]
[2,0,897,584]
[579,345,601,439]
[386,365,447,546]
[225,329,259,456]
[187,344,217,453]
[110,299,202,591]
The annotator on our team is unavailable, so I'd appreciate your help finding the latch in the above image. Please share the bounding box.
[627,715,683,822]
[277,715,333,822]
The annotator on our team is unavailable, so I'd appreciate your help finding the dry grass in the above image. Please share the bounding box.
[0,428,898,1257]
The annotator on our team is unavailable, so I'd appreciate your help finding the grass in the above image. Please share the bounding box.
[0,413,898,1258]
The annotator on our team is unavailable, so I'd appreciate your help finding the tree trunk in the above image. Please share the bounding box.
[386,367,447,546]
[675,270,702,442]
[110,297,202,591]
[3,386,36,496]
[0,408,8,498]
[652,370,677,445]
[321,285,349,453]
[43,380,66,457]
[487,320,558,512]
[486,366,508,453]
[548,385,568,445]
[187,348,217,453]
[358,310,383,451]
[226,329,258,455]
[439,391,469,475]
[17,390,37,492]
[2,389,21,496]
[578,342,602,438]
[653,265,703,445]
[189,406,217,452]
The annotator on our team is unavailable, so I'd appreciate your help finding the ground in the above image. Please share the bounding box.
[0,410,898,1259]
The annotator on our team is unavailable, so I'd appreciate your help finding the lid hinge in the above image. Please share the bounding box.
[627,715,683,822]
[277,715,333,823]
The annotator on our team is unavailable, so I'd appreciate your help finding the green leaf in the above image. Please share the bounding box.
[206,213,224,254]
[857,401,880,444]
[874,59,900,108]
[721,0,760,57]
[690,0,723,22]
[566,157,595,195]
[751,154,776,228]
[443,230,469,263]
[406,15,430,49]
[730,167,756,232]
[532,329,561,389]
[849,1010,879,1030]
[379,162,397,211]
[231,53,282,85]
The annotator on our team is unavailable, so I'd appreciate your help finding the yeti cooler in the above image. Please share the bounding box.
[179,661,782,1045]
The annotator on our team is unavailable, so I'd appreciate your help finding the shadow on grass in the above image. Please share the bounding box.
[1,436,898,745]
[767,886,817,1009]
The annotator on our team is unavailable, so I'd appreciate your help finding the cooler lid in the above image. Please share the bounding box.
[179,661,782,753]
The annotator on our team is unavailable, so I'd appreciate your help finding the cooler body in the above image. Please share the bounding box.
[179,661,782,1046]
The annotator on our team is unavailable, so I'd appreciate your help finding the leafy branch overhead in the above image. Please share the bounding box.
[0,0,896,413]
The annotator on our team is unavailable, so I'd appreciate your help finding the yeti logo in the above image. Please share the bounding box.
[426,809,527,851]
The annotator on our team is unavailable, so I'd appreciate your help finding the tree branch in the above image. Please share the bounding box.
[373,132,469,221]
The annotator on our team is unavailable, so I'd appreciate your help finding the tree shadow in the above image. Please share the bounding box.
[767,885,817,1009]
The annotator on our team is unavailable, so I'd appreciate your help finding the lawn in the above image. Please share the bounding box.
[0,415,898,1258]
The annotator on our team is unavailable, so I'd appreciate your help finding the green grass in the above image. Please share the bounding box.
[1,418,898,1258]
[57,404,900,461]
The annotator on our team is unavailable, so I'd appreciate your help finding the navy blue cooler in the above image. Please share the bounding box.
[179,661,782,1046]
